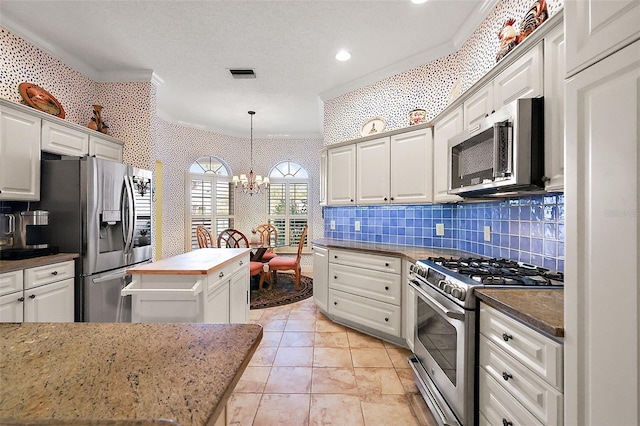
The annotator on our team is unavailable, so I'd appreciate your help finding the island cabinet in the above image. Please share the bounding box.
[478,303,563,426]
[125,248,250,323]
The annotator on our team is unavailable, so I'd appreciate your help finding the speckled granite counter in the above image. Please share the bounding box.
[0,322,263,425]
[0,253,79,274]
[475,289,564,338]
[312,238,472,263]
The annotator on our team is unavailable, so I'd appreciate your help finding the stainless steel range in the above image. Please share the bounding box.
[407,257,563,426]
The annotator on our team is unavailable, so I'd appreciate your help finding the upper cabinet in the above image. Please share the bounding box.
[432,106,464,204]
[327,144,356,205]
[319,149,327,206]
[42,120,89,157]
[0,103,41,201]
[89,135,123,162]
[565,0,640,77]
[356,136,390,205]
[543,23,565,192]
[389,128,432,204]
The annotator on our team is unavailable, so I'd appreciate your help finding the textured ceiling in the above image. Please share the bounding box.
[0,0,497,138]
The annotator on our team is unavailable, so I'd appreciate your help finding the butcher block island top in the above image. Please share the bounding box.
[0,322,263,425]
[127,248,250,275]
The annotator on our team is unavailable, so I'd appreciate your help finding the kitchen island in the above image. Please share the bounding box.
[0,322,263,425]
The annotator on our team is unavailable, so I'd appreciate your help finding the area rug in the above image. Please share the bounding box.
[250,273,313,310]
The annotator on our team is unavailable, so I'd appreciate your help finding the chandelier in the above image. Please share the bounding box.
[232,111,269,195]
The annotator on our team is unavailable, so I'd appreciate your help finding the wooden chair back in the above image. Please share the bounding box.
[195,225,214,248]
[255,223,278,247]
[217,228,249,248]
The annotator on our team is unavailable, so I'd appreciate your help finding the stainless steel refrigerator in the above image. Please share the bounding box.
[37,156,152,322]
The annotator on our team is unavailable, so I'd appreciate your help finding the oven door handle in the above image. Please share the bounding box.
[409,280,465,322]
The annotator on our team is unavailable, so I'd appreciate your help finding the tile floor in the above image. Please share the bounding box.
[227,287,439,425]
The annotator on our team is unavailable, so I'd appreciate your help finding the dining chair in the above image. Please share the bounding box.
[195,225,215,248]
[217,228,269,290]
[255,223,278,262]
[267,226,307,290]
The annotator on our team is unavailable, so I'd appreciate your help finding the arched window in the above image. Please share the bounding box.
[267,161,309,248]
[187,156,234,250]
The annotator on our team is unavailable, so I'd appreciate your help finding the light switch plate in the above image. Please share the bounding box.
[330,220,336,230]
[484,226,491,242]
[355,220,361,231]
[436,223,445,236]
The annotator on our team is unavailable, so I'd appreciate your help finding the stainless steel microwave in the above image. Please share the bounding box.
[448,97,545,197]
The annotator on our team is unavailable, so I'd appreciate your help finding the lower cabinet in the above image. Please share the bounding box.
[0,260,75,323]
[479,303,564,425]
[312,246,329,312]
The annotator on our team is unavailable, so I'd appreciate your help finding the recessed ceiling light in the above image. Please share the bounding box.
[335,50,351,61]
[411,0,428,4]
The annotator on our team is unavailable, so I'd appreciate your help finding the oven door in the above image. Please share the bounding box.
[409,278,475,426]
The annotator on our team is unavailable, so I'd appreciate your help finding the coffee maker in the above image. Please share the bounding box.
[14,210,50,249]
[0,213,14,250]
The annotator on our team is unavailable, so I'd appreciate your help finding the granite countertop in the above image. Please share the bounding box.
[127,248,250,275]
[475,288,564,338]
[0,253,79,274]
[0,322,263,425]
[312,238,473,263]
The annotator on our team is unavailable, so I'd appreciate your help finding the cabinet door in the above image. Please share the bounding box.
[329,289,401,337]
[206,280,230,323]
[432,106,464,203]
[0,291,24,322]
[24,278,74,322]
[493,42,544,109]
[390,128,433,204]
[356,137,390,204]
[319,149,327,206]
[543,24,566,192]
[565,0,640,76]
[479,369,544,426]
[463,83,493,129]
[41,120,89,156]
[312,246,329,312]
[565,40,640,426]
[229,267,249,323]
[89,135,123,162]
[404,272,416,351]
[0,104,41,201]
[327,144,356,205]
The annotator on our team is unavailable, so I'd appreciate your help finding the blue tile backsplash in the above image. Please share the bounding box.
[323,193,564,272]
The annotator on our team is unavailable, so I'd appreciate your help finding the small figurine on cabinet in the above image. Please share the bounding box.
[88,104,109,134]
[518,0,548,43]
[496,18,519,62]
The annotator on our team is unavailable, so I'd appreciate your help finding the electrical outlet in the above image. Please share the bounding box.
[436,223,445,236]
[330,220,336,230]
[355,221,361,231]
[484,226,491,242]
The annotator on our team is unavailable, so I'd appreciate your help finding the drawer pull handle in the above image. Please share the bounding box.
[51,271,58,275]
[219,272,225,278]
[29,294,36,299]
[334,255,338,259]
[502,333,513,342]
[334,276,338,280]
[502,372,513,381]
[502,419,513,426]
[334,301,337,305]
[385,263,389,267]
[18,297,24,302]
[384,317,389,322]
[239,260,243,265]
[385,286,389,291]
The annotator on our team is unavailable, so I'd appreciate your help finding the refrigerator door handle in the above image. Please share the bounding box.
[122,175,135,253]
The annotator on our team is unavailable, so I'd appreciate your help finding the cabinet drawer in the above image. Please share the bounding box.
[42,120,89,156]
[479,368,544,426]
[480,304,563,390]
[480,335,564,425]
[0,270,23,296]
[330,249,401,274]
[328,289,401,337]
[24,261,74,289]
[208,254,249,292]
[329,263,401,305]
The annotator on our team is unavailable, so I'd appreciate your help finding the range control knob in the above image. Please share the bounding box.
[443,283,454,294]
[438,279,449,291]
[451,287,467,301]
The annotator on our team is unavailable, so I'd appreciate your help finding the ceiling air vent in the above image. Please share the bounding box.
[229,69,256,79]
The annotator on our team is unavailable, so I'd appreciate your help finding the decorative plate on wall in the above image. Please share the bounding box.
[18,82,65,118]
[360,117,386,136]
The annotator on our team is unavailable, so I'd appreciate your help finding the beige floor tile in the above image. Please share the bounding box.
[347,330,386,348]
[354,367,405,395]
[314,332,349,348]
[248,346,277,367]
[248,310,264,321]
[280,331,315,347]
[313,347,353,368]
[288,309,317,320]
[360,394,420,426]
[234,366,271,393]
[273,346,314,367]
[311,367,358,394]
[351,348,394,368]
[309,394,364,426]
[259,331,283,347]
[264,366,312,393]
[407,393,439,426]
[253,394,310,426]
[259,319,287,331]
[395,368,420,394]
[226,393,261,426]
[386,347,413,369]
[284,318,316,332]
[316,319,347,332]
[258,309,289,321]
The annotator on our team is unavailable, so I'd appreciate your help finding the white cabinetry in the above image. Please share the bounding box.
[565,0,640,77]
[403,260,416,351]
[229,266,249,323]
[390,128,433,204]
[0,261,75,323]
[41,120,89,157]
[0,103,41,201]
[319,149,327,206]
[356,137,390,204]
[479,303,563,426]
[432,105,464,203]
[312,245,329,312]
[543,23,565,192]
[89,135,123,162]
[328,249,402,340]
[327,144,356,205]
